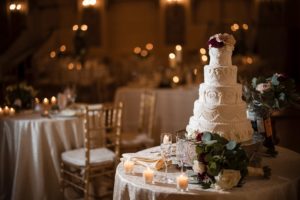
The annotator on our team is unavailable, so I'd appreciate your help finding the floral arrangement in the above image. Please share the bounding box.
[192,131,270,190]
[243,73,300,118]
[5,82,38,110]
[208,33,236,49]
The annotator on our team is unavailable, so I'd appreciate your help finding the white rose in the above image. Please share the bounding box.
[214,169,241,190]
[256,82,271,93]
[192,160,206,174]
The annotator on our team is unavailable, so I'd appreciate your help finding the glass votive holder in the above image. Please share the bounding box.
[123,159,134,174]
[176,173,189,192]
[143,167,154,184]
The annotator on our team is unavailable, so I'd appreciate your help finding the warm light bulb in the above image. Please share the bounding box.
[199,48,206,55]
[72,25,79,31]
[60,45,66,52]
[246,56,253,64]
[9,4,16,10]
[201,55,208,62]
[16,4,22,10]
[145,43,154,51]
[233,23,239,30]
[140,50,148,57]
[50,51,56,58]
[169,53,176,59]
[173,76,180,83]
[133,47,142,54]
[81,24,88,31]
[175,45,182,51]
[242,23,249,30]
[68,63,74,70]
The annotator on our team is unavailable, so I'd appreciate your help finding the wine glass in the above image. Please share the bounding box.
[176,130,186,173]
[160,133,173,183]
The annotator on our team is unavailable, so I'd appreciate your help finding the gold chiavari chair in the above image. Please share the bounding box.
[121,90,156,152]
[60,102,123,199]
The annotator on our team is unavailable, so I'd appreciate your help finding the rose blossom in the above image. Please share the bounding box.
[192,160,206,174]
[208,33,236,48]
[214,169,241,190]
[255,82,272,93]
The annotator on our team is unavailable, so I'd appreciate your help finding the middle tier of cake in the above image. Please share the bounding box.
[199,83,243,105]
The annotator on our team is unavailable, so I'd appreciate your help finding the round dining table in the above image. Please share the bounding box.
[113,146,300,200]
[0,111,84,200]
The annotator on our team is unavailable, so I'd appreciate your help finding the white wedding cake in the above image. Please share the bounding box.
[186,33,253,142]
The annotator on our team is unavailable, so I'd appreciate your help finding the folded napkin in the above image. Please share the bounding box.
[121,153,171,170]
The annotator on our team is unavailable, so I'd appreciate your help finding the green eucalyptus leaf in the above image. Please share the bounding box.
[226,141,237,150]
[202,132,212,142]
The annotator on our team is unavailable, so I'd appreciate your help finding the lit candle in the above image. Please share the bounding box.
[35,98,40,104]
[143,167,154,184]
[176,173,189,191]
[163,135,170,145]
[175,45,182,63]
[123,160,134,174]
[51,96,57,105]
[169,53,176,68]
[9,108,15,116]
[4,106,9,115]
[0,107,3,115]
[43,98,49,105]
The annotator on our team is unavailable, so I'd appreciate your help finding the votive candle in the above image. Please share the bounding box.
[143,167,154,184]
[176,173,189,191]
[124,160,134,174]
[0,107,3,115]
[4,106,9,115]
[51,96,57,105]
[43,98,49,105]
[9,108,15,116]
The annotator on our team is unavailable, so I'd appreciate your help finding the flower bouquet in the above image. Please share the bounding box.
[5,82,38,111]
[192,132,270,190]
[243,73,300,155]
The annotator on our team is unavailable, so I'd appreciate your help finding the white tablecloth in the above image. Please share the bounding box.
[113,146,300,200]
[0,112,84,200]
[114,87,199,144]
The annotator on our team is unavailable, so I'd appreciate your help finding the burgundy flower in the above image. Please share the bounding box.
[196,131,203,141]
[208,37,224,48]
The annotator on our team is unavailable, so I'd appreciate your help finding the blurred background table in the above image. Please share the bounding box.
[113,146,300,200]
[0,112,84,200]
[114,86,198,145]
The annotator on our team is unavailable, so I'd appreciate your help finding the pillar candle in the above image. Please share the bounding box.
[51,96,57,105]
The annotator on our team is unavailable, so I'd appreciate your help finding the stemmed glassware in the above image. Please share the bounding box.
[176,131,186,173]
[160,132,173,183]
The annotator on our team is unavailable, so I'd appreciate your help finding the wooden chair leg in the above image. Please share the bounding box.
[60,162,65,199]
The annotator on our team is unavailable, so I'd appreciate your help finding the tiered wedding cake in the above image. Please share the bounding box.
[186,33,253,142]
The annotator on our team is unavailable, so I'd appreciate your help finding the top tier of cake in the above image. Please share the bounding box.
[207,33,236,66]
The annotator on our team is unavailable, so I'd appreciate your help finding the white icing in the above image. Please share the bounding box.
[186,33,253,142]
[204,65,237,85]
[209,46,233,66]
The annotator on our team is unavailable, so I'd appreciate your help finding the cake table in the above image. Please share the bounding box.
[113,146,300,200]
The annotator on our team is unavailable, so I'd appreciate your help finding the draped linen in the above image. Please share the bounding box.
[0,113,84,200]
[113,146,300,200]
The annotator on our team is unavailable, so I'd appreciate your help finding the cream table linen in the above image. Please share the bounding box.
[113,146,300,200]
[114,86,198,144]
[0,113,84,200]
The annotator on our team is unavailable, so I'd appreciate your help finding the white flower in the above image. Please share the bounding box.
[214,169,241,190]
[192,160,206,174]
[256,82,272,93]
[14,98,22,107]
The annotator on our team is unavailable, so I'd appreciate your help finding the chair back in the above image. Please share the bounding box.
[138,91,156,138]
[83,102,123,166]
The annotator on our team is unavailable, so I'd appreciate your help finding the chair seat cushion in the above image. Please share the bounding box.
[62,147,115,166]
